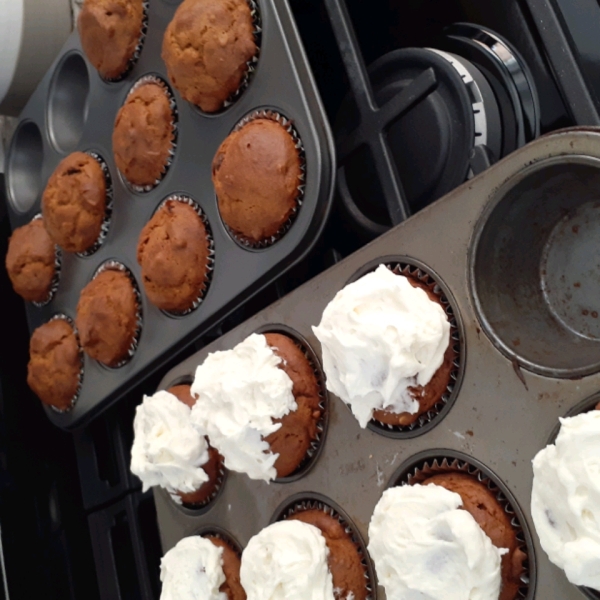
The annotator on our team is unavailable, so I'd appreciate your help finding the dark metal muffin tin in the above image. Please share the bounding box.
[153,128,600,599]
[3,0,335,429]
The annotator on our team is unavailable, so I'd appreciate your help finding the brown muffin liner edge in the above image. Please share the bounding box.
[31,213,62,307]
[175,460,227,512]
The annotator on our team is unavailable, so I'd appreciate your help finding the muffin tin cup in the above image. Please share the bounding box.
[177,461,228,514]
[75,151,114,258]
[271,492,376,600]
[90,260,143,369]
[30,213,62,308]
[253,325,330,483]
[194,525,243,558]
[389,450,534,600]
[118,75,178,194]
[46,313,84,414]
[220,109,306,250]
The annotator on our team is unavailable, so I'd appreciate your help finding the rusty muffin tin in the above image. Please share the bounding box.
[153,128,600,599]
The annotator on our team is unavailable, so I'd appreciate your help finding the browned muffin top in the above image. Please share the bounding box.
[162,0,256,113]
[168,384,224,506]
[42,152,107,254]
[422,472,526,600]
[212,119,301,244]
[263,333,321,478]
[205,536,246,600]
[113,82,174,187]
[76,268,138,367]
[137,200,210,313]
[6,218,56,303]
[78,0,145,80]
[288,509,368,600]
[27,319,81,411]
[373,273,454,427]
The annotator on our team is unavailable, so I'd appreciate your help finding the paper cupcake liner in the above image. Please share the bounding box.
[92,260,143,368]
[394,453,532,600]
[258,328,328,483]
[362,261,462,437]
[150,194,215,317]
[30,213,62,307]
[176,459,227,511]
[102,1,149,83]
[275,494,375,600]
[47,313,84,414]
[76,152,113,258]
[223,109,306,250]
[119,75,178,193]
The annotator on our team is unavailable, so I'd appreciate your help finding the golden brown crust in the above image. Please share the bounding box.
[212,119,301,243]
[162,0,256,113]
[263,333,321,478]
[373,274,455,426]
[421,473,525,600]
[27,319,81,410]
[42,152,107,253]
[288,509,368,600]
[168,384,224,505]
[6,219,56,302]
[137,201,210,312]
[78,0,144,79]
[113,82,174,186]
[205,536,246,600]
[76,269,137,367]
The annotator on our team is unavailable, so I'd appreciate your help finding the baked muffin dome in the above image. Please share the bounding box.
[162,0,257,112]
[6,218,57,303]
[78,0,145,80]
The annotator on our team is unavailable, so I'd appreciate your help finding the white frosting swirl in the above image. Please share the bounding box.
[368,485,505,600]
[160,536,227,600]
[190,333,296,482]
[130,390,209,502]
[313,264,450,428]
[531,410,600,590]
[240,520,335,600]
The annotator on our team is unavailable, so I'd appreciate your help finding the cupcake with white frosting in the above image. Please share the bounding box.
[368,485,506,600]
[313,264,454,429]
[531,409,600,591]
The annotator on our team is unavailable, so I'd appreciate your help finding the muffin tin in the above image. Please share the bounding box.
[3,0,335,429]
[153,128,600,599]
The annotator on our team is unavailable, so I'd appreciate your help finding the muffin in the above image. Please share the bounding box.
[6,218,58,303]
[42,152,108,254]
[168,384,224,506]
[76,267,138,367]
[137,199,211,313]
[78,0,145,80]
[212,116,302,245]
[160,535,245,600]
[27,318,81,411]
[369,484,505,600]
[113,79,175,188]
[288,509,368,600]
[190,332,323,481]
[421,472,525,600]
[162,0,257,113]
[313,264,452,429]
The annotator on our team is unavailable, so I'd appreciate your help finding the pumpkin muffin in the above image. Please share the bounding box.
[205,536,245,600]
[76,267,138,367]
[212,117,302,245]
[78,0,145,80]
[6,218,57,303]
[27,318,81,411]
[137,199,211,313]
[113,79,175,188]
[162,0,257,112]
[42,152,108,254]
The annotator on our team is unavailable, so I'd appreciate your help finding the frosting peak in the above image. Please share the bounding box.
[313,265,450,428]
[531,410,600,590]
[130,390,209,501]
[240,520,335,600]
[190,333,296,481]
[368,484,505,600]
